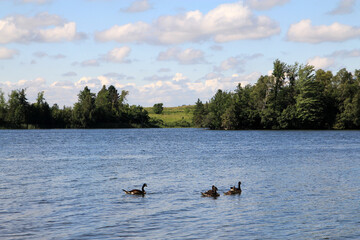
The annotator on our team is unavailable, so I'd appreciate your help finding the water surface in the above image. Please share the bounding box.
[1,129,359,239]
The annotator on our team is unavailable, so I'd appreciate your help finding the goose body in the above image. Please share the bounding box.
[123,183,147,195]
[224,181,242,195]
[201,185,220,198]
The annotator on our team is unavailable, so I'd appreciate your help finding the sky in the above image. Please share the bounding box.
[0,0,359,107]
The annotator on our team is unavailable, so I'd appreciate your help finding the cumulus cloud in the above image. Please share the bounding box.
[245,0,290,10]
[74,46,132,68]
[328,0,355,15]
[307,56,335,70]
[102,46,131,63]
[0,47,18,59]
[0,12,85,44]
[96,2,280,44]
[187,72,261,96]
[287,19,360,43]
[157,47,205,64]
[121,0,151,13]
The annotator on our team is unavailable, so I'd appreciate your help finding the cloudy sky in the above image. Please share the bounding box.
[0,0,359,107]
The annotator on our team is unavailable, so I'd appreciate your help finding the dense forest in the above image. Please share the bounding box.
[193,60,360,130]
[0,85,154,129]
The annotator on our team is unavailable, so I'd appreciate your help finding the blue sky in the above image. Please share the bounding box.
[0,0,359,107]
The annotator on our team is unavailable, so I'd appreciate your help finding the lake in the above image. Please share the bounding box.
[1,129,359,239]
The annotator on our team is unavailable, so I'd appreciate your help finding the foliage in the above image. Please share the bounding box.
[0,85,152,129]
[153,103,164,114]
[2,60,360,130]
[193,60,360,130]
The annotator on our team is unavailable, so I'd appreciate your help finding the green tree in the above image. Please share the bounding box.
[205,89,232,129]
[108,85,120,111]
[193,99,206,127]
[221,103,237,130]
[153,103,164,114]
[6,89,29,128]
[315,69,336,128]
[95,85,112,123]
[128,105,150,127]
[0,89,7,127]
[30,91,52,127]
[334,68,360,129]
[272,59,287,107]
[295,65,325,129]
[73,86,96,128]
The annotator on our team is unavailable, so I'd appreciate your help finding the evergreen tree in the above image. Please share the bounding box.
[73,86,96,128]
[193,99,206,127]
[6,89,29,128]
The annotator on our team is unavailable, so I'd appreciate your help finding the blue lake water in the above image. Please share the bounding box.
[1,129,360,239]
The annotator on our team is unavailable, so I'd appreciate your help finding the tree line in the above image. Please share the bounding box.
[0,85,154,129]
[193,60,360,130]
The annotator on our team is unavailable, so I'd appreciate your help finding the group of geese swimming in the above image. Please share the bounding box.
[123,181,242,198]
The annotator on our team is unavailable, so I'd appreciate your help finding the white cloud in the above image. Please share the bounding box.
[96,22,151,43]
[307,56,335,70]
[328,0,355,15]
[37,22,78,42]
[172,73,188,82]
[0,47,18,59]
[287,19,360,43]
[0,77,50,104]
[75,76,110,89]
[187,72,261,95]
[245,0,290,10]
[0,13,85,44]
[96,2,280,44]
[103,46,131,63]
[0,77,46,89]
[157,47,205,64]
[121,0,151,13]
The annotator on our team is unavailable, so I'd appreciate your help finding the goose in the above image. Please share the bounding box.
[123,183,147,195]
[201,185,220,198]
[224,181,242,195]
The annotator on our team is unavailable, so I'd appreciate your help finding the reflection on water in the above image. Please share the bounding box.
[1,129,360,239]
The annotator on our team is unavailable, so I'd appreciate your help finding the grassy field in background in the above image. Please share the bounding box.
[145,105,195,128]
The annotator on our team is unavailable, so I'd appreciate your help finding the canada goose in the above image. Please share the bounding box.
[123,183,147,195]
[201,185,220,198]
[224,181,242,195]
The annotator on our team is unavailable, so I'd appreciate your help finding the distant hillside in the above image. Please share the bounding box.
[146,105,195,128]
